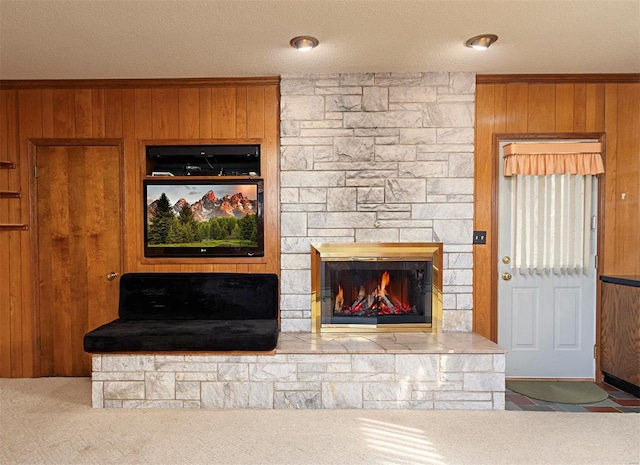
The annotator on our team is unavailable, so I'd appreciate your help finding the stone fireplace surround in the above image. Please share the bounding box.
[90,72,507,410]
[279,72,475,333]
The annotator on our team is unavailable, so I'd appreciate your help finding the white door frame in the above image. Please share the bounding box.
[491,132,607,379]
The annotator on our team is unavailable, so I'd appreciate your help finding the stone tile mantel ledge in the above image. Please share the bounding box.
[276,331,506,355]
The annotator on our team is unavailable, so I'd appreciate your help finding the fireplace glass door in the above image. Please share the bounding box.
[321,260,432,326]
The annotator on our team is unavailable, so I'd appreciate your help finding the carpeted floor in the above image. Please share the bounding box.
[1,378,639,465]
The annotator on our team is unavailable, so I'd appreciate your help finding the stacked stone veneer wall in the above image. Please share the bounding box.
[91,352,505,410]
[280,72,475,332]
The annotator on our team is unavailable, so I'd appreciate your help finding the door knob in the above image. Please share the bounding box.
[502,272,512,281]
[107,272,119,281]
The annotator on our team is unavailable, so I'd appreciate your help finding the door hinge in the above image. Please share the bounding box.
[37,336,41,350]
[594,255,598,269]
[593,344,597,359]
[34,166,37,178]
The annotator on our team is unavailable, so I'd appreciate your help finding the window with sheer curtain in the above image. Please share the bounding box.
[503,142,604,275]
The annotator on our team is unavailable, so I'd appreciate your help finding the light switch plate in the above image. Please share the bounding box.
[473,230,487,244]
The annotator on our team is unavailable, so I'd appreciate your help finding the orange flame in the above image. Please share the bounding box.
[379,271,390,297]
[334,284,344,311]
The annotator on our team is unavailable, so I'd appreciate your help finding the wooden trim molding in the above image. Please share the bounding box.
[477,74,640,84]
[28,138,124,146]
[0,76,280,90]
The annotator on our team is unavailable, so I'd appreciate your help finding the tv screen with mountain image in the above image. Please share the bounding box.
[144,179,264,257]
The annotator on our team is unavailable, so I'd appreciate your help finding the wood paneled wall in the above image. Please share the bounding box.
[474,75,640,341]
[0,78,280,377]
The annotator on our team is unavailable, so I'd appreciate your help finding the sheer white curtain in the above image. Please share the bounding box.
[504,142,604,276]
[511,174,594,275]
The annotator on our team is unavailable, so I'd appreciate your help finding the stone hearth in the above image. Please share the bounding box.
[91,332,505,410]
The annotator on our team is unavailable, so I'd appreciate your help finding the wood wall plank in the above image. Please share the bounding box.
[602,84,619,274]
[555,84,574,132]
[5,91,20,376]
[135,89,153,140]
[198,89,212,138]
[527,84,556,132]
[505,84,528,132]
[0,91,13,377]
[247,86,265,139]
[613,84,640,274]
[122,89,138,272]
[262,85,281,273]
[573,84,587,131]
[151,89,180,139]
[585,84,604,132]
[74,89,93,137]
[41,90,54,137]
[212,88,237,138]
[92,90,106,138]
[178,88,199,139]
[235,87,248,138]
[105,89,123,138]
[53,90,75,137]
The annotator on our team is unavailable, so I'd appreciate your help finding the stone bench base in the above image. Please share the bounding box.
[91,332,506,410]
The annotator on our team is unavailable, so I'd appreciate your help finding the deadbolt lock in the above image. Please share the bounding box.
[502,256,511,264]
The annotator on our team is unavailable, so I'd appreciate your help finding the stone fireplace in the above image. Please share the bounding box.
[311,242,442,332]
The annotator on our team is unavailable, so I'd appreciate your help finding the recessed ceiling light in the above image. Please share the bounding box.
[290,36,319,52]
[465,34,498,50]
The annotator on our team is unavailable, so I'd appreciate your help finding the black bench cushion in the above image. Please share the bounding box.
[118,272,278,320]
[84,319,278,352]
[84,272,279,353]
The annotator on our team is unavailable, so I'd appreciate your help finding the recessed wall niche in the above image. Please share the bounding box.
[146,144,261,177]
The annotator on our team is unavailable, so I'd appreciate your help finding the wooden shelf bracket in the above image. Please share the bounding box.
[0,224,29,231]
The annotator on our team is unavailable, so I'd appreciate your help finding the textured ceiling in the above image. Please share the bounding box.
[0,0,639,80]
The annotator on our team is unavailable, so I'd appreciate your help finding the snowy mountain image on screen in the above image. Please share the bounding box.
[147,189,257,221]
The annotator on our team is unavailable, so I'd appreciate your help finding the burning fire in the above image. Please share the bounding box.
[334,271,414,316]
[334,285,344,312]
[379,271,390,296]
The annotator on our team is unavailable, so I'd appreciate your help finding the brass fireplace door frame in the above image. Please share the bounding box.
[310,242,443,333]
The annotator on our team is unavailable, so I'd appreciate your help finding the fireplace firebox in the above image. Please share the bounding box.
[311,243,442,332]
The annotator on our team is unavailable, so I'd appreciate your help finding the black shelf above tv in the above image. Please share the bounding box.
[146,144,260,177]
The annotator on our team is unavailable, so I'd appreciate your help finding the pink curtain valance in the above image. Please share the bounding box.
[504,142,604,176]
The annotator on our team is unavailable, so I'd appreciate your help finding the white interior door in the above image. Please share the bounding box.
[497,140,597,379]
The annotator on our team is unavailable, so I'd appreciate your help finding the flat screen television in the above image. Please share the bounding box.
[144,178,264,258]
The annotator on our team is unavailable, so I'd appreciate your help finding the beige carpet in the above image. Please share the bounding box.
[1,378,638,465]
